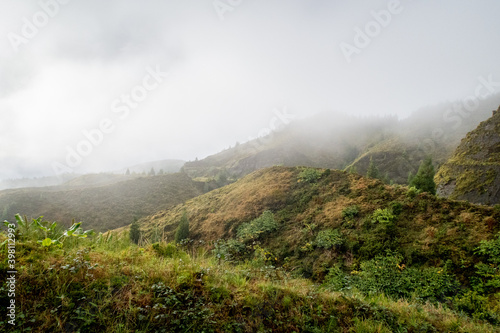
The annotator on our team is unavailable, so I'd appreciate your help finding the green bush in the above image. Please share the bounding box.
[348,252,459,302]
[212,239,246,262]
[473,232,500,293]
[237,210,278,241]
[406,186,420,199]
[342,205,360,220]
[152,242,184,258]
[371,208,397,235]
[298,168,322,183]
[315,229,343,249]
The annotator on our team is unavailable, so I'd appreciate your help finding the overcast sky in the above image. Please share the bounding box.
[1,0,500,179]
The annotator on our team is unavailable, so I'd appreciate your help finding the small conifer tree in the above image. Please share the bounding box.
[129,218,141,244]
[410,156,436,195]
[175,211,190,243]
[366,157,380,179]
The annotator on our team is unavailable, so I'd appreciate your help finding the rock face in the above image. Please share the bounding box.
[435,106,500,205]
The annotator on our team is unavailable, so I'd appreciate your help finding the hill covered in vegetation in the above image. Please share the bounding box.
[0,173,203,232]
[130,166,500,325]
[436,106,500,205]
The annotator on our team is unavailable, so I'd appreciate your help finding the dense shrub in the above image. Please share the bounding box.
[324,252,459,302]
[315,229,343,249]
[152,242,186,259]
[342,205,360,220]
[212,239,246,262]
[473,232,500,293]
[298,168,322,183]
[237,210,278,241]
[371,208,396,225]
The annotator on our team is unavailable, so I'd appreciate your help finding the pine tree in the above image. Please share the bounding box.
[148,168,156,176]
[407,171,414,185]
[125,168,130,176]
[409,156,436,195]
[175,211,189,243]
[129,218,141,244]
[366,157,380,179]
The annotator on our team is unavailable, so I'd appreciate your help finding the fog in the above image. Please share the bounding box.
[1,0,500,180]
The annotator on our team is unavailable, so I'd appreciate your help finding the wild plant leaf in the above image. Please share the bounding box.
[34,219,48,232]
[40,238,53,247]
[15,214,25,228]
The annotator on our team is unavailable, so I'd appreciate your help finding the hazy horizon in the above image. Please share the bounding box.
[2,0,500,180]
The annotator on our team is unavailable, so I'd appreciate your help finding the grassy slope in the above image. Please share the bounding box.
[1,232,498,332]
[140,167,499,279]
[0,173,203,232]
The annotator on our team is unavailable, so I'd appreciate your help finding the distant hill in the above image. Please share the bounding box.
[119,159,185,175]
[183,94,500,184]
[137,166,499,281]
[436,106,500,205]
[0,172,203,232]
[0,174,80,190]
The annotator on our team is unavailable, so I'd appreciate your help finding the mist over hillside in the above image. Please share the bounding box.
[184,94,500,184]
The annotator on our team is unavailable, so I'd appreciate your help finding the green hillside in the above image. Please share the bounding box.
[1,166,499,332]
[0,173,203,232]
[131,167,500,323]
[436,107,500,205]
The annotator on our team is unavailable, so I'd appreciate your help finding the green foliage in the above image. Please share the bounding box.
[409,156,436,195]
[406,186,420,199]
[174,211,190,243]
[371,208,396,225]
[149,281,215,331]
[2,212,500,332]
[298,168,322,183]
[152,242,186,259]
[3,215,93,249]
[129,218,141,244]
[342,205,360,220]
[315,229,343,249]
[366,157,380,179]
[237,210,278,241]
[326,252,460,303]
[473,232,500,293]
[212,239,246,262]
